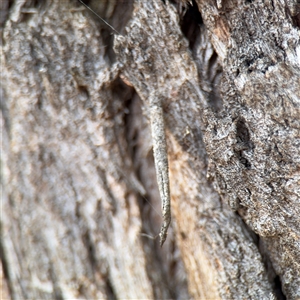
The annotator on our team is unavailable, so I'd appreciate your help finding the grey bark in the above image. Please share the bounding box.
[1,0,299,299]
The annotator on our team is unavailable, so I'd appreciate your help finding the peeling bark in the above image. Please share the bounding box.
[1,0,299,299]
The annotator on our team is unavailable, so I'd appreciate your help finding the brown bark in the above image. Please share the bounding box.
[1,0,299,299]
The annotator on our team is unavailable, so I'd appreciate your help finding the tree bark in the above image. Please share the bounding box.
[1,0,299,299]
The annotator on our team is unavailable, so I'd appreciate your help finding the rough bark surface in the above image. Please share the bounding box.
[1,0,299,299]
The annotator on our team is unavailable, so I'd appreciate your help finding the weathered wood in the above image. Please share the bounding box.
[1,0,299,299]
[197,1,300,298]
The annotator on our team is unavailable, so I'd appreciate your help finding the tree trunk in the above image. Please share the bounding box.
[1,0,299,299]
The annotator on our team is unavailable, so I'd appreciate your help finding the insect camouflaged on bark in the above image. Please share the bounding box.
[149,92,171,247]
[78,0,172,246]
